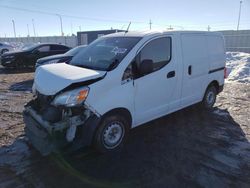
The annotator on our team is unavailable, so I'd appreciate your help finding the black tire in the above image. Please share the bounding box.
[201,85,217,110]
[93,114,129,153]
[1,49,9,54]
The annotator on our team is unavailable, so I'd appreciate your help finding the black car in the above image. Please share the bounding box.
[0,43,70,68]
[35,45,86,69]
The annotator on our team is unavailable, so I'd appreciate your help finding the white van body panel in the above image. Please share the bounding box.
[34,63,106,95]
[85,41,145,126]
[84,35,157,126]
[86,31,225,128]
[207,35,226,71]
[180,34,210,106]
[180,32,225,107]
[24,30,227,155]
[133,34,182,126]
[86,72,135,122]
[34,30,225,128]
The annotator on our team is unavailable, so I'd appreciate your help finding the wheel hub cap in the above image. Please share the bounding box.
[103,122,124,149]
[207,91,215,105]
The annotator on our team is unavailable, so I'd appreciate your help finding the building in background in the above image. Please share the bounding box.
[77,29,124,45]
[219,30,250,53]
[0,29,249,53]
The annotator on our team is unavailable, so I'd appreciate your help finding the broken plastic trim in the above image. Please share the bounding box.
[84,102,101,118]
[23,97,103,155]
[60,74,106,94]
[24,106,86,134]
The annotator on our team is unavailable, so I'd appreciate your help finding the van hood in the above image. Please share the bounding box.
[34,63,106,95]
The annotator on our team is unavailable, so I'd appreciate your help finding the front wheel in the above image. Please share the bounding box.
[201,85,217,110]
[93,114,129,153]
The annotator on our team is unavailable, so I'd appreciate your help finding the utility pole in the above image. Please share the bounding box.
[149,19,152,30]
[237,0,243,31]
[56,14,64,36]
[32,19,36,37]
[27,24,30,37]
[71,22,73,35]
[167,25,173,30]
[207,25,211,31]
[12,20,16,38]
[79,25,82,32]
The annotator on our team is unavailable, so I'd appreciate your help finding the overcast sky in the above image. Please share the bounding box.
[0,0,249,37]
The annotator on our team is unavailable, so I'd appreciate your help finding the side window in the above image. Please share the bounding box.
[122,63,133,84]
[139,37,171,75]
[51,45,69,51]
[37,45,50,52]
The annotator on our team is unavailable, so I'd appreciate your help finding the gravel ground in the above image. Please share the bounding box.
[0,66,249,188]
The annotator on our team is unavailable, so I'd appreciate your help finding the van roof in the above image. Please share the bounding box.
[104,30,222,38]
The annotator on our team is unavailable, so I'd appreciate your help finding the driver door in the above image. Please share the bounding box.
[30,45,51,66]
[134,36,180,126]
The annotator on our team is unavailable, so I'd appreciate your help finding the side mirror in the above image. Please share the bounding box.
[139,59,154,75]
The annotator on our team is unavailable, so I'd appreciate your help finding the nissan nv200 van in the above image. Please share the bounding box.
[23,30,226,155]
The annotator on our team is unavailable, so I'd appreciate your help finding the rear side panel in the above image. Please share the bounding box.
[206,34,226,87]
[180,32,225,107]
[180,33,209,106]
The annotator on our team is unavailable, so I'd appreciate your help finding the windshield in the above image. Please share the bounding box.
[65,45,86,56]
[70,37,141,71]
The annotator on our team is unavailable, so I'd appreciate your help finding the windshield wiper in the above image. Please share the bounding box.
[73,64,94,69]
[73,63,106,71]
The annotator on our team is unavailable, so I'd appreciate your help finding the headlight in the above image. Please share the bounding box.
[52,87,89,107]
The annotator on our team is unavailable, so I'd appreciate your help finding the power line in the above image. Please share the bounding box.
[0,5,145,24]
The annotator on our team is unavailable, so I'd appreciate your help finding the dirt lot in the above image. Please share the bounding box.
[0,66,249,188]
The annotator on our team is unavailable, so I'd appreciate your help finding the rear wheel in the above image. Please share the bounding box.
[93,114,129,153]
[201,85,217,110]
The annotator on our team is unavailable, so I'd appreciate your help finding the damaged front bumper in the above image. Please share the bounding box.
[23,102,100,156]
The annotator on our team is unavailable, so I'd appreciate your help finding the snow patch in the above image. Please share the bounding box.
[226,52,250,83]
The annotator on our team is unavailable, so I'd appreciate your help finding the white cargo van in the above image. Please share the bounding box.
[23,30,226,155]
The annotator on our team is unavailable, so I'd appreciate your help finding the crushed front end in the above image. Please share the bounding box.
[23,92,100,156]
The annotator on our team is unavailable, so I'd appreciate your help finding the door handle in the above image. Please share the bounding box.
[167,71,175,78]
[188,65,192,75]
